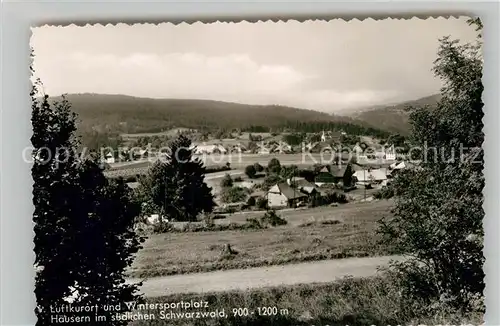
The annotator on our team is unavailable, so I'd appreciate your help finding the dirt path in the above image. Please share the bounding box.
[129,255,403,297]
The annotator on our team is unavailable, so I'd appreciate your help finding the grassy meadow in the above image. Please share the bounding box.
[129,274,482,326]
[128,201,397,279]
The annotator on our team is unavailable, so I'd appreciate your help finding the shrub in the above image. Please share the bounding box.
[336,193,348,203]
[245,165,257,178]
[260,210,287,227]
[205,165,231,174]
[220,187,247,204]
[262,174,284,191]
[256,197,268,210]
[220,173,233,188]
[247,196,256,206]
[267,158,281,174]
[152,222,175,234]
[373,186,395,199]
[253,163,264,172]
[308,193,324,208]
[245,217,265,229]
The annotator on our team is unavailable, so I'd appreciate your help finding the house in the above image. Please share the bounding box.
[104,152,115,164]
[289,178,326,197]
[353,144,364,155]
[386,145,396,161]
[145,213,169,225]
[267,182,308,208]
[194,144,228,155]
[389,161,420,177]
[353,168,388,185]
[329,164,354,185]
[315,166,336,185]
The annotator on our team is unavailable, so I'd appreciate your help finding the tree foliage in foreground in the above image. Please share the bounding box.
[32,80,144,326]
[379,19,484,311]
[139,135,215,223]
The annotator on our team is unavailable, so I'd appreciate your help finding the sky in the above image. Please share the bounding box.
[31,17,478,113]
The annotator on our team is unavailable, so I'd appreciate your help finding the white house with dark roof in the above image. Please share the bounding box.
[267,182,308,208]
[193,144,227,155]
[353,168,388,185]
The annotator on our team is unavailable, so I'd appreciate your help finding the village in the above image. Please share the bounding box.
[24,16,485,326]
[102,129,414,227]
[108,126,422,313]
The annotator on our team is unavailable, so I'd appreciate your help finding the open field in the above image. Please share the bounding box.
[105,152,395,179]
[108,153,354,170]
[121,128,192,139]
[130,255,403,296]
[128,200,396,278]
[212,200,389,226]
[130,274,482,326]
[109,153,395,170]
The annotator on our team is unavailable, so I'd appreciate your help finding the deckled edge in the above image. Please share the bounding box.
[32,14,479,28]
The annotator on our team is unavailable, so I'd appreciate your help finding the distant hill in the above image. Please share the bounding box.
[50,93,390,137]
[343,94,442,135]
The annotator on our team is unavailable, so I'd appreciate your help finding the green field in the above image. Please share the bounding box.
[105,152,371,179]
[128,200,396,278]
[129,275,481,326]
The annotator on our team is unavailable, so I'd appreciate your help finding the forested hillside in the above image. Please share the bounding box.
[347,94,442,134]
[49,93,392,147]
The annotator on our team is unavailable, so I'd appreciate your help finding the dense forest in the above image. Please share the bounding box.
[346,94,442,135]
[50,94,391,147]
[282,121,390,138]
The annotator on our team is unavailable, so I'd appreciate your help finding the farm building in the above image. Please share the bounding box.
[389,161,420,177]
[353,144,364,155]
[193,144,228,155]
[289,178,327,196]
[353,168,388,185]
[329,164,354,185]
[314,166,335,185]
[386,145,396,160]
[267,182,308,208]
[104,152,115,164]
[313,164,355,186]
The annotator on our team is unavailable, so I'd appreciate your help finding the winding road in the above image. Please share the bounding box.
[129,255,404,297]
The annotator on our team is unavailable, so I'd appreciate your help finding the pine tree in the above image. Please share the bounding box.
[144,135,215,223]
[32,78,144,325]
